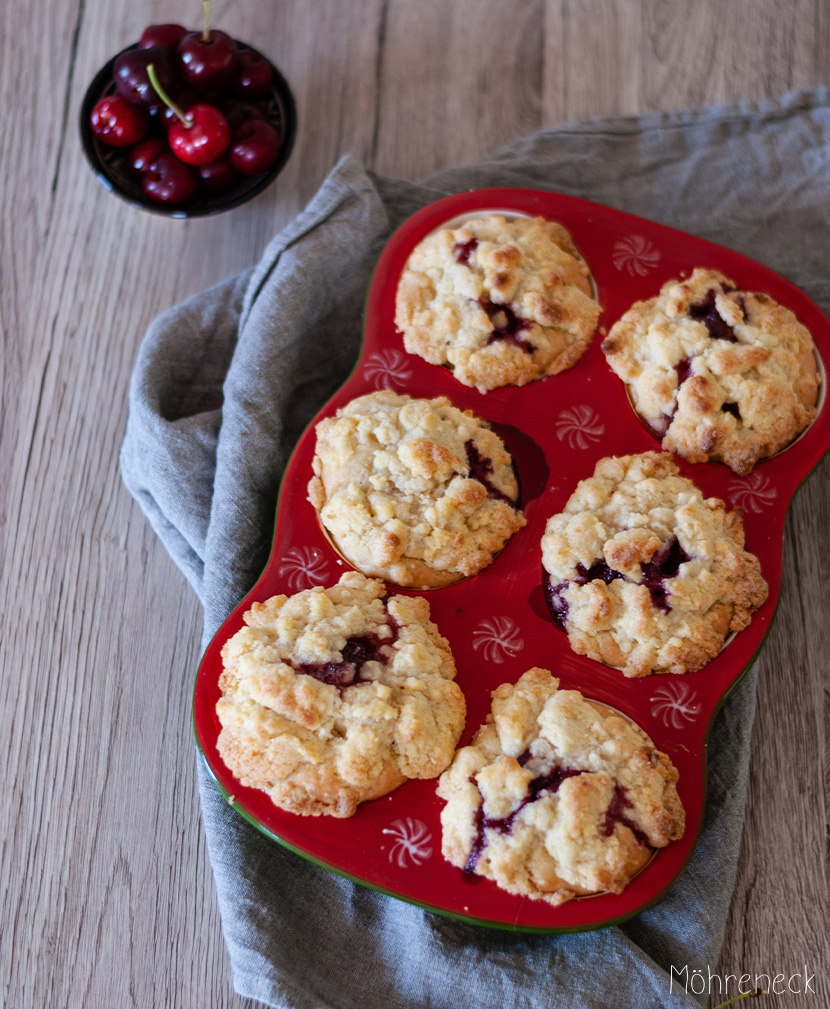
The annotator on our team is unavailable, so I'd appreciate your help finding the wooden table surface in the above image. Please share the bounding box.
[2,2,828,1007]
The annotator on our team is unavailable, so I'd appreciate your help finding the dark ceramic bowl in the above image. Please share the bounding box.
[79,42,297,218]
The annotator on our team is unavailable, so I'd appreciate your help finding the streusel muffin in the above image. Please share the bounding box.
[395,214,602,392]
[602,268,820,474]
[540,451,768,677]
[438,667,685,905]
[216,572,466,817]
[307,391,526,588]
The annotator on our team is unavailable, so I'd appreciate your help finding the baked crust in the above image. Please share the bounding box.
[437,667,685,904]
[540,451,769,677]
[216,572,466,817]
[308,391,526,588]
[602,268,820,474]
[395,215,602,392]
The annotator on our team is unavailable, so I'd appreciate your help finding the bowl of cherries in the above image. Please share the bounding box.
[80,4,297,217]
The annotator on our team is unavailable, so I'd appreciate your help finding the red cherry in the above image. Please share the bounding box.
[139,24,188,52]
[90,95,148,147]
[113,46,176,108]
[177,29,239,91]
[197,158,240,196]
[157,89,199,131]
[127,136,168,177]
[230,119,280,175]
[169,105,231,165]
[143,152,198,205]
[221,99,265,132]
[233,49,273,99]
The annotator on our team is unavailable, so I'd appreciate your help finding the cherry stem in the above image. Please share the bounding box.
[202,0,211,43]
[146,63,192,127]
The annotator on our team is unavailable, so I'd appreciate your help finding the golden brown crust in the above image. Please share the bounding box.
[216,572,466,817]
[395,215,602,393]
[602,268,820,474]
[437,668,685,904]
[540,451,769,676]
[307,391,526,588]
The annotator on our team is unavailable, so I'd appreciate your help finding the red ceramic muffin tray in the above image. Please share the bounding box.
[193,188,830,931]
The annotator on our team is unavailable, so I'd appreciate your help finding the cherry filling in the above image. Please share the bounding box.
[465,768,652,874]
[545,560,625,630]
[545,578,571,630]
[658,357,696,432]
[464,440,517,506]
[675,357,693,387]
[478,296,533,351]
[464,761,585,873]
[601,784,648,845]
[575,559,625,585]
[454,237,478,266]
[688,288,738,343]
[662,291,746,429]
[639,536,690,612]
[296,619,399,689]
[544,536,690,627]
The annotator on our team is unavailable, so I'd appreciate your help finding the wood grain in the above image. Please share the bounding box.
[1,2,827,1007]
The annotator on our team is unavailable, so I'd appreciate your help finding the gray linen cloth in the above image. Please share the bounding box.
[121,88,830,1009]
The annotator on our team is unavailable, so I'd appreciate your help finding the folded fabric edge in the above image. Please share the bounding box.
[240,156,392,331]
